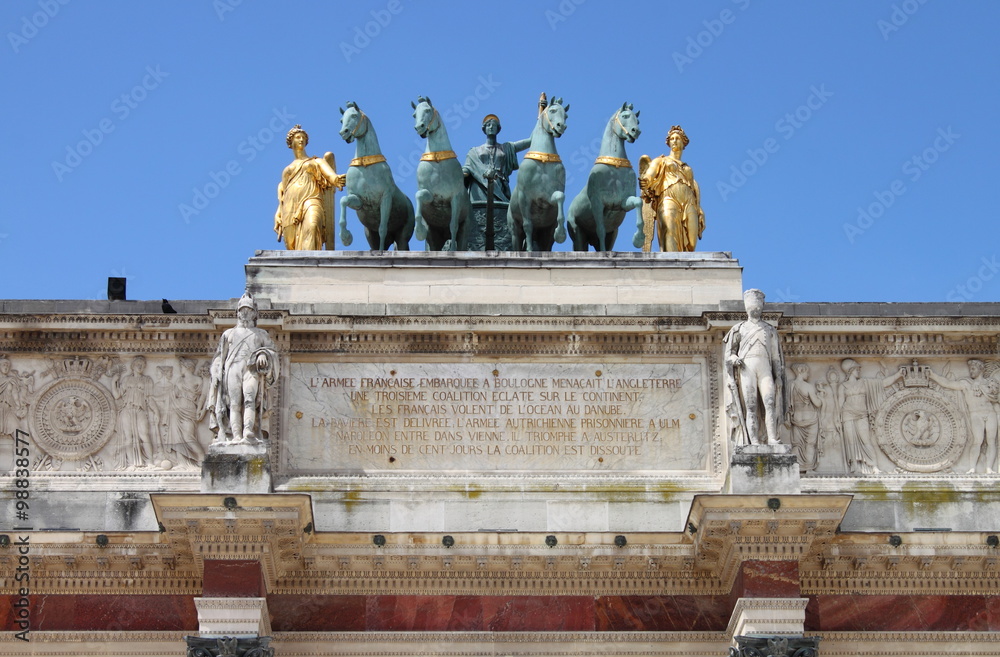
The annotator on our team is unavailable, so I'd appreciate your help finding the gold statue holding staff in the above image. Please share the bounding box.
[639,125,705,252]
[274,125,346,250]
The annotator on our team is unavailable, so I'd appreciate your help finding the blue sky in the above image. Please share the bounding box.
[2,1,998,303]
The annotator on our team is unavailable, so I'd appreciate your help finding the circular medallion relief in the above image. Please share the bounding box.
[875,389,966,473]
[30,378,117,460]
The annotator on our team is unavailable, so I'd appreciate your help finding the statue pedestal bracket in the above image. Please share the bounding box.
[729,444,801,495]
[201,443,272,494]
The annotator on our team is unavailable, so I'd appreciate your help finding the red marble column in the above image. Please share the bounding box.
[202,559,266,597]
[733,560,801,598]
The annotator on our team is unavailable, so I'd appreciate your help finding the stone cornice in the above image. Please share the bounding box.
[6,494,998,597]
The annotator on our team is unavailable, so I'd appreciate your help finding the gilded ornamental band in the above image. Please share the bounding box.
[420,150,457,162]
[594,156,632,168]
[349,154,387,167]
[523,151,562,164]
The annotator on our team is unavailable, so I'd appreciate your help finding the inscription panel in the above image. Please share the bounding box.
[285,362,710,474]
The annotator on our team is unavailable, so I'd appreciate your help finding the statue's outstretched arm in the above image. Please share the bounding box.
[512,138,532,152]
[927,370,961,390]
[319,152,345,190]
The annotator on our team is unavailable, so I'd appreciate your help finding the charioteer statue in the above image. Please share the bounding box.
[462,97,545,250]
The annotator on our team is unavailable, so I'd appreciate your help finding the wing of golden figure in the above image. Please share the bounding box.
[322,151,338,250]
[638,154,655,252]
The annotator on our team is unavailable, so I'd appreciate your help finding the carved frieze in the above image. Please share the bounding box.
[784,358,999,476]
[3,354,214,473]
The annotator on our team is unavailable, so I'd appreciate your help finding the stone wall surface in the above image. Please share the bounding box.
[1,252,999,653]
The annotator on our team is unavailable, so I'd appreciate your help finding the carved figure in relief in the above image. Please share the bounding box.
[163,358,206,468]
[789,363,822,472]
[838,359,903,475]
[639,125,705,252]
[207,292,279,445]
[274,125,345,250]
[152,365,173,450]
[0,355,34,441]
[723,289,788,445]
[0,356,34,472]
[816,366,843,471]
[928,359,999,473]
[111,356,159,470]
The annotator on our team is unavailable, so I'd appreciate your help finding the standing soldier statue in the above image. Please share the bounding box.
[724,289,788,446]
[206,291,279,445]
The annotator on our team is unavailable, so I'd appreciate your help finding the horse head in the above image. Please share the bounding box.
[614,102,641,143]
[540,95,569,138]
[411,96,438,139]
[339,101,367,143]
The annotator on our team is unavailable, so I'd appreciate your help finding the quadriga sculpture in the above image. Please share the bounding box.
[412,96,470,250]
[508,95,569,251]
[567,103,644,251]
[338,102,414,251]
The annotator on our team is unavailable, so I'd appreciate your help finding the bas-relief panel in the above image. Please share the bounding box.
[4,347,999,482]
[785,358,1000,476]
[0,354,214,473]
[283,362,710,474]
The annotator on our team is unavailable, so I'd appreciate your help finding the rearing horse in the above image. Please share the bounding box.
[412,96,470,250]
[338,102,414,251]
[508,96,569,251]
[567,103,644,251]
